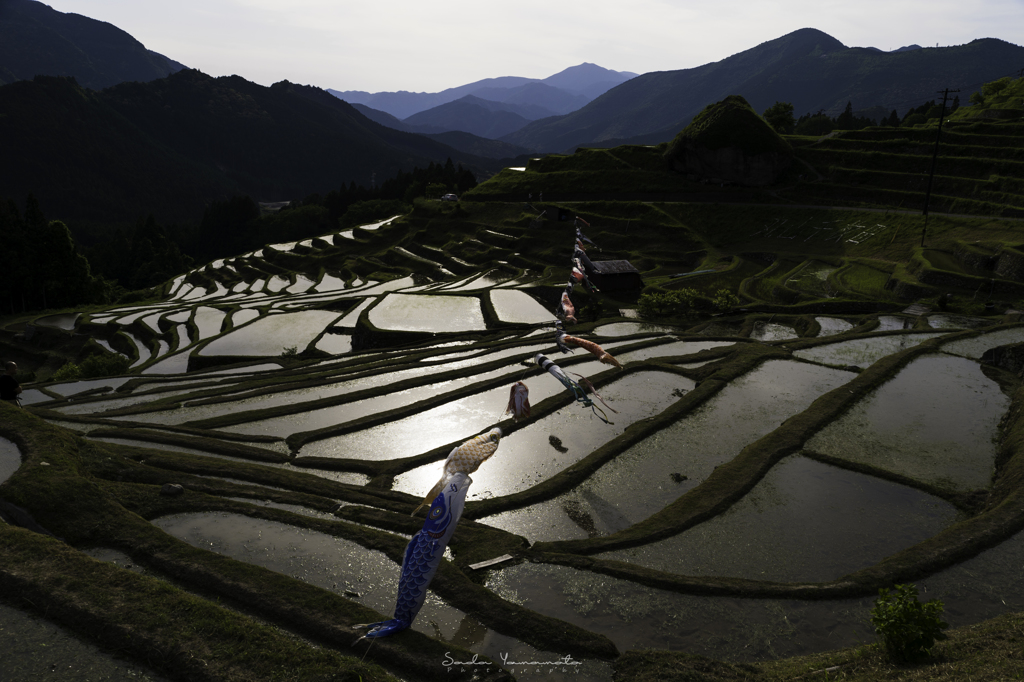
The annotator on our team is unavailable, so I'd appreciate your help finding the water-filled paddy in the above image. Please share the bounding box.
[489,289,552,323]
[941,326,1024,359]
[153,512,450,631]
[486,561,876,663]
[47,376,132,396]
[224,369,512,439]
[750,322,798,341]
[312,362,595,467]
[34,312,80,330]
[193,306,227,340]
[129,343,556,429]
[602,455,959,582]
[126,333,152,368]
[20,213,1024,680]
[815,317,854,336]
[200,310,342,356]
[313,332,353,355]
[482,360,856,540]
[369,294,486,332]
[0,437,22,484]
[593,322,677,336]
[805,354,1008,491]
[396,371,691,499]
[928,314,990,329]
[793,332,947,367]
[143,350,191,374]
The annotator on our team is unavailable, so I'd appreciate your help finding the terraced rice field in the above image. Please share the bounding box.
[7,207,1024,680]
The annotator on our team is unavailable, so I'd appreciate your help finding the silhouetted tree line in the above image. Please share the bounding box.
[765,97,962,137]
[191,158,477,261]
[305,158,476,223]
[88,214,195,291]
[0,195,110,314]
[1,160,476,314]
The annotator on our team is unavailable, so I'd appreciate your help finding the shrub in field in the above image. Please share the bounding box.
[870,584,948,661]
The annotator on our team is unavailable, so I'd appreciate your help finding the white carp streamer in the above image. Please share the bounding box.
[412,427,502,515]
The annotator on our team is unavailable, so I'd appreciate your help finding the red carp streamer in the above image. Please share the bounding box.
[561,334,623,370]
[504,381,531,421]
[558,291,577,324]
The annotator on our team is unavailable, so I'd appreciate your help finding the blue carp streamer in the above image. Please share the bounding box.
[357,472,471,638]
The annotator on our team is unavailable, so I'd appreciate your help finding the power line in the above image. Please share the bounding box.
[921,88,959,247]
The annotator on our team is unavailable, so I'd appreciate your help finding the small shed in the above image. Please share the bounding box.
[590,260,643,291]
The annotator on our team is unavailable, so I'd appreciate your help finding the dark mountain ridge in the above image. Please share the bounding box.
[0,0,184,89]
[500,29,1024,152]
[0,70,496,224]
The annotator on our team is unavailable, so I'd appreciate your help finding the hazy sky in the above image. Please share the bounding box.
[40,0,1024,93]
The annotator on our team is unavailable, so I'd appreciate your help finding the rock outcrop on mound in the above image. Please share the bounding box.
[665,95,793,186]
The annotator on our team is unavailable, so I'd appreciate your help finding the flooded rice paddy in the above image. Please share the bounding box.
[11,214,1024,680]
[602,455,958,582]
[794,332,947,367]
[805,354,1008,491]
[369,293,486,332]
[0,437,21,485]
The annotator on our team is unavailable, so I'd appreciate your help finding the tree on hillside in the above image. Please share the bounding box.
[0,196,105,313]
[795,110,834,136]
[38,219,95,309]
[198,195,261,260]
[762,101,795,134]
[835,102,856,130]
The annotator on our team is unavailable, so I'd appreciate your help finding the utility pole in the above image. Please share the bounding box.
[921,88,959,247]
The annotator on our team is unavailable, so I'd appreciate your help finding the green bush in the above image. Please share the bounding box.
[870,584,948,661]
[50,362,82,382]
[79,353,132,378]
[50,353,132,382]
[712,289,741,312]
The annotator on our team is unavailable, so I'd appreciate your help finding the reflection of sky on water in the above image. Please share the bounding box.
[123,343,553,427]
[482,360,855,541]
[876,315,915,330]
[941,326,1024,359]
[194,306,227,340]
[314,333,352,355]
[308,363,579,465]
[815,317,854,336]
[397,371,689,499]
[369,293,486,332]
[592,322,677,336]
[200,310,342,356]
[602,455,958,582]
[0,437,22,485]
[794,332,946,367]
[806,354,1007,491]
[489,289,552,323]
[750,321,797,341]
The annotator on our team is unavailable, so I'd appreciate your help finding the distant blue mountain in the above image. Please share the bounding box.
[402,95,536,139]
[329,63,636,120]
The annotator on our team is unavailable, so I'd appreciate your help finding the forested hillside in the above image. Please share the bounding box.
[0,70,497,224]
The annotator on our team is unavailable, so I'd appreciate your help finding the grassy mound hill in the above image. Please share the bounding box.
[665,95,793,185]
